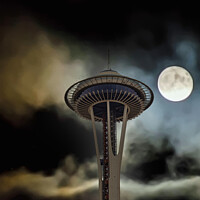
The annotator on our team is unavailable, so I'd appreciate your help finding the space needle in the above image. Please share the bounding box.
[65,65,154,200]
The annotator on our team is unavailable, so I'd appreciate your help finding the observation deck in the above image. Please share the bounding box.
[65,69,153,121]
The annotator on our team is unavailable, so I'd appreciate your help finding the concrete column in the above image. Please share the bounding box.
[90,106,103,200]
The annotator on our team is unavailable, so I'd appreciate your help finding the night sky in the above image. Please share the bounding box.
[1,1,200,200]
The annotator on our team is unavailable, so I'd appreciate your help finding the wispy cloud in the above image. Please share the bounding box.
[1,155,200,200]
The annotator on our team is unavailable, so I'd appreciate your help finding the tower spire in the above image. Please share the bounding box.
[108,48,111,70]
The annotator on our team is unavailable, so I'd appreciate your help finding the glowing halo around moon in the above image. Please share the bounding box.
[158,66,193,102]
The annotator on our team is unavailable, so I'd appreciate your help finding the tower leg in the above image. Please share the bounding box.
[90,106,103,200]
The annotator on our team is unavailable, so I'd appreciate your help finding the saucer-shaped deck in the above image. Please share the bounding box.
[65,70,154,121]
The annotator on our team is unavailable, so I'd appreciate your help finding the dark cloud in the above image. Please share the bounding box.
[123,136,200,182]
[170,156,200,177]
[125,138,175,182]
[0,106,95,174]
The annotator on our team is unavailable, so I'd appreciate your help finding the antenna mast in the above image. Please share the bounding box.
[108,49,111,70]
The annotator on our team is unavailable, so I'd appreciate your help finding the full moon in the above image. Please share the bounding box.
[158,66,193,102]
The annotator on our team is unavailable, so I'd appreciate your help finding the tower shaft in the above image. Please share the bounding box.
[90,101,128,200]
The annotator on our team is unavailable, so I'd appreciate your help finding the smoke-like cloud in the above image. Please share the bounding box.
[0,16,89,124]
